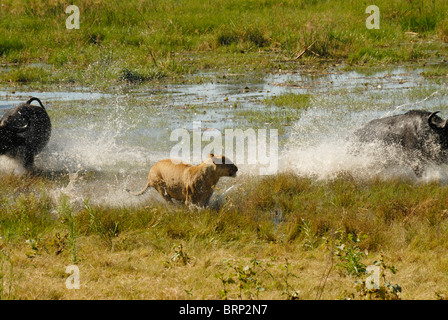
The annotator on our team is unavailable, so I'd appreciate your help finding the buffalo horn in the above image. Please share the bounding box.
[428,111,448,129]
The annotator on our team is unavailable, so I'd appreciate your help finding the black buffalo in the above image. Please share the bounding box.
[0,97,51,171]
[352,109,448,176]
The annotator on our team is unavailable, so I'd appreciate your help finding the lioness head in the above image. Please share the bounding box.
[207,154,238,177]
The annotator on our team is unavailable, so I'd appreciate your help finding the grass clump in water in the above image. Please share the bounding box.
[265,93,312,110]
[234,93,313,129]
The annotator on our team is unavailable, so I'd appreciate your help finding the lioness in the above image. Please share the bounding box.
[127,154,238,207]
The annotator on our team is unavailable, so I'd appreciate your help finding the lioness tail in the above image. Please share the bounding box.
[126,181,151,196]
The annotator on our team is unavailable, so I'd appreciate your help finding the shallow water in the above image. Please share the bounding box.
[1,65,447,206]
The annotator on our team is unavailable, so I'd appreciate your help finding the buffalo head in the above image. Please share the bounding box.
[0,97,51,171]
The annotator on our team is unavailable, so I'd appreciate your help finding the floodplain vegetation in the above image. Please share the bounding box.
[1,0,448,87]
[1,171,448,300]
[1,0,448,301]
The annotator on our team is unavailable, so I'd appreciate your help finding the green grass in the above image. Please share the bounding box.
[265,93,312,110]
[0,0,448,86]
[2,172,448,299]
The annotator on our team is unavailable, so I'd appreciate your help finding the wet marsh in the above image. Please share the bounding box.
[2,0,448,301]
[1,63,448,300]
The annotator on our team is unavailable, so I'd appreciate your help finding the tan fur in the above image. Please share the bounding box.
[128,154,238,207]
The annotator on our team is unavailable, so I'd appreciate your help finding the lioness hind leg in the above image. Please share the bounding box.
[153,181,173,203]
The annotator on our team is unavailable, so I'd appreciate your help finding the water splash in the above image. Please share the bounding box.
[2,66,448,207]
[281,93,448,182]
